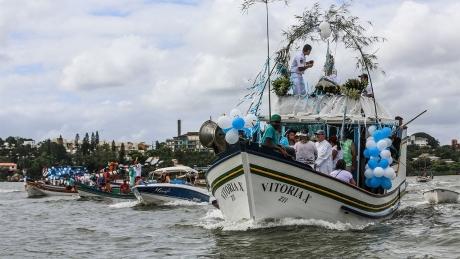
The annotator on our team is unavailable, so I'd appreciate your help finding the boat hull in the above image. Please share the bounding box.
[132,183,210,205]
[207,144,406,225]
[26,182,77,198]
[76,183,135,200]
[423,189,459,204]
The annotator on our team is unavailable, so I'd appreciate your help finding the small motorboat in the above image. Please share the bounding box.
[423,188,459,204]
[416,170,433,183]
[26,181,77,198]
[132,165,211,205]
[132,182,211,205]
[76,182,135,200]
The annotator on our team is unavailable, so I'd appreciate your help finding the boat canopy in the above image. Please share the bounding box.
[269,95,397,125]
[152,165,198,176]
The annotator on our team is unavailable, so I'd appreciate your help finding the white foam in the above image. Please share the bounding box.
[163,200,210,206]
[0,189,22,193]
[109,200,139,208]
[197,209,370,231]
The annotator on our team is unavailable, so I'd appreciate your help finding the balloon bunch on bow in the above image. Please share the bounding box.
[363,126,396,190]
[216,109,258,145]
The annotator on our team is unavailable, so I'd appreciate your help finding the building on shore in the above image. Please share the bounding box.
[165,132,207,152]
[409,135,429,147]
[452,139,460,150]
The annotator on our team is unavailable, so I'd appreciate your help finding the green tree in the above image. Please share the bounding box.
[119,143,126,163]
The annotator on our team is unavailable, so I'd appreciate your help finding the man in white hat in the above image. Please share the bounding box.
[314,130,333,174]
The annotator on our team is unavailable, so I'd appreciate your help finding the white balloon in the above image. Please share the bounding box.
[217,115,232,129]
[319,21,332,39]
[364,168,374,179]
[387,157,393,165]
[384,167,396,179]
[377,139,388,151]
[366,140,377,149]
[374,167,384,177]
[380,149,391,158]
[368,125,377,135]
[225,129,239,144]
[367,136,375,142]
[230,109,242,119]
[244,114,258,128]
[385,138,393,147]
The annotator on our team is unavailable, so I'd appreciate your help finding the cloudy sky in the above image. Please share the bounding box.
[0,0,459,145]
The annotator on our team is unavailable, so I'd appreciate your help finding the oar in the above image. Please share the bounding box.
[399,110,427,129]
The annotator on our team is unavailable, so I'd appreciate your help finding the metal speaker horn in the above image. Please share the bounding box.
[199,120,227,153]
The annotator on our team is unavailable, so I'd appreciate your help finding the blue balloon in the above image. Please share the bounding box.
[369,176,382,188]
[368,158,379,169]
[381,177,392,190]
[373,131,381,142]
[232,117,245,130]
[378,159,389,169]
[369,147,380,157]
[365,178,372,188]
[382,127,392,138]
[363,149,370,158]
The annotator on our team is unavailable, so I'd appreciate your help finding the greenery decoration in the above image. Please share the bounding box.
[340,78,366,99]
[272,76,291,96]
[275,2,385,74]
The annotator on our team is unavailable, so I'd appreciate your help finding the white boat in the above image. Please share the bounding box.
[423,189,459,204]
[202,121,407,225]
[198,4,414,225]
[132,165,211,205]
[26,181,77,198]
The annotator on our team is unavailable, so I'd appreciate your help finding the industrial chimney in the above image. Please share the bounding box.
[177,119,181,137]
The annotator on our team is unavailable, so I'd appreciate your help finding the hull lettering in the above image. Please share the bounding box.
[221,181,244,200]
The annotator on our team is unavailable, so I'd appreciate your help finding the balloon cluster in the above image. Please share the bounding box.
[45,166,88,179]
[216,108,258,145]
[363,126,396,190]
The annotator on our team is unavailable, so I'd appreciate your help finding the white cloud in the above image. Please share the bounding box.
[0,0,459,145]
[60,35,165,90]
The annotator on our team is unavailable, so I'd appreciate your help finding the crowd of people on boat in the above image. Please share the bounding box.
[261,113,403,187]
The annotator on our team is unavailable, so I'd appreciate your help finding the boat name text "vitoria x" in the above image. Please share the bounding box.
[221,182,244,200]
[261,182,311,205]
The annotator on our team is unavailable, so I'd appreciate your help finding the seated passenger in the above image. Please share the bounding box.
[159,173,171,183]
[294,132,317,168]
[120,180,130,194]
[261,114,289,158]
[329,159,356,186]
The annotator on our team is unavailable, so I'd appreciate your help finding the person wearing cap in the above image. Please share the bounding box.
[359,73,373,97]
[294,132,317,168]
[314,130,333,174]
[290,44,314,95]
[261,114,289,157]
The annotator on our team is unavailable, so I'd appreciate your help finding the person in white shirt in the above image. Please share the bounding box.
[290,44,314,95]
[329,159,356,186]
[294,132,317,168]
[329,136,343,169]
[314,130,333,174]
[359,73,373,97]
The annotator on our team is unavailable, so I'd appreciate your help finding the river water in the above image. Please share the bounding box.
[1,176,459,258]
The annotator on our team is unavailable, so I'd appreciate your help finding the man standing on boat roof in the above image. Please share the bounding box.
[314,130,333,174]
[290,44,314,95]
[359,73,373,97]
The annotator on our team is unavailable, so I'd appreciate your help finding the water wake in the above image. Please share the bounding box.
[109,200,139,209]
[0,189,23,193]
[197,209,370,231]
